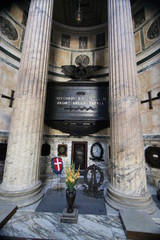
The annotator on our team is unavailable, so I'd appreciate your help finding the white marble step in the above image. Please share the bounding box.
[120,210,160,240]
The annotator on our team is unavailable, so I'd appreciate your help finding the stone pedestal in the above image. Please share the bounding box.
[61,208,78,223]
[0,0,53,207]
[105,0,155,214]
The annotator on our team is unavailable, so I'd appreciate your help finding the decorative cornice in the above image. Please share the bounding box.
[52,20,108,34]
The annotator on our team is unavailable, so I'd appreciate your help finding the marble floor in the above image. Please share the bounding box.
[0,211,127,240]
[0,178,160,240]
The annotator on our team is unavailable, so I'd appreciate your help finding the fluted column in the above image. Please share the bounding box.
[105,0,155,214]
[0,0,54,206]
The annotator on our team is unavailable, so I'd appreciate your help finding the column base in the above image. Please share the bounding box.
[0,180,43,207]
[105,185,156,215]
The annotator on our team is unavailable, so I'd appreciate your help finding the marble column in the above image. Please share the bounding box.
[105,0,155,214]
[0,0,54,207]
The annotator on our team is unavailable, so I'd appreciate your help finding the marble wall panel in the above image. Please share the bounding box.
[139,64,160,134]
[134,31,142,54]
[70,35,79,49]
[0,110,12,132]
[0,61,18,131]
[95,48,108,67]
[88,35,96,49]
[141,110,160,134]
[0,61,18,91]
[10,3,23,24]
[49,47,71,67]
[51,29,61,46]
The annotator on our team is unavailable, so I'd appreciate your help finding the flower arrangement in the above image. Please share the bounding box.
[66,162,80,192]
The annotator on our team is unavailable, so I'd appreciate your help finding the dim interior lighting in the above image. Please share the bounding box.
[75,0,83,24]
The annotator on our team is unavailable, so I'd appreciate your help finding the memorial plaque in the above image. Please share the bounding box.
[45,81,109,135]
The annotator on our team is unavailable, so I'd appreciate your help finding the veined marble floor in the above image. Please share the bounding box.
[0,179,160,240]
[1,206,160,240]
[0,211,127,240]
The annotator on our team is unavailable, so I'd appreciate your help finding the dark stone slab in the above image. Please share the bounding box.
[35,189,106,215]
[0,205,18,229]
[120,210,160,240]
[61,208,78,223]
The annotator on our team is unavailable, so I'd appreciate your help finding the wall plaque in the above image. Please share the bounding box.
[45,82,109,135]
[58,144,67,157]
